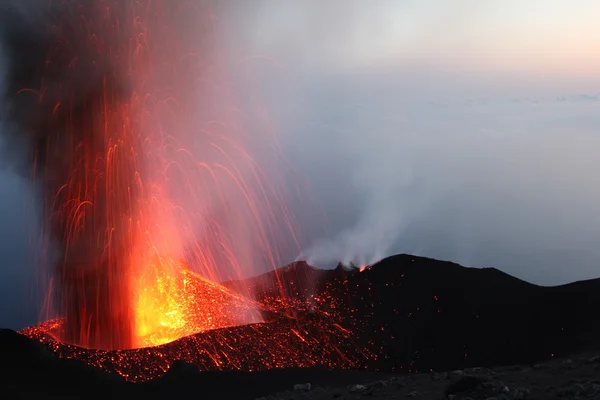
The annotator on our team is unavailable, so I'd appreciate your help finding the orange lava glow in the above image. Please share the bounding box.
[25,0,303,350]
[22,314,364,382]
[32,260,266,350]
[133,260,262,348]
[21,268,373,382]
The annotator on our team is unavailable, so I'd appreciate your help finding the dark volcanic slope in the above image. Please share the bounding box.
[5,254,600,397]
[227,254,600,372]
[223,260,333,301]
[337,255,591,371]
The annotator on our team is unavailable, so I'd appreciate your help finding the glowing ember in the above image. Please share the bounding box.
[32,261,265,349]
[21,315,364,382]
[134,260,263,347]
[20,271,373,382]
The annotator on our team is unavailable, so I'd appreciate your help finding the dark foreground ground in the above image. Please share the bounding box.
[250,350,600,400]
[3,254,600,399]
[3,326,600,400]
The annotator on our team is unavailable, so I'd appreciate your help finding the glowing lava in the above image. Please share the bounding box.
[133,259,262,348]
[20,270,372,382]
[34,260,264,349]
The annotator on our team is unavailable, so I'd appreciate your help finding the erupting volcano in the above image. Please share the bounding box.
[2,0,307,353]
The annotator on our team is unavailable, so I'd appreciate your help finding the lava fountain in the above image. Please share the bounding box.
[2,0,302,350]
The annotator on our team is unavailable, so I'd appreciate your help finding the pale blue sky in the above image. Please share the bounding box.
[228,0,600,94]
[241,2,600,61]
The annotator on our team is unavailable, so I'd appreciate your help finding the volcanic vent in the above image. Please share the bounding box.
[30,261,264,349]
[20,261,367,382]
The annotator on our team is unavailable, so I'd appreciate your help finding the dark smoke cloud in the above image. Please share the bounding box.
[0,0,136,349]
[1,1,130,169]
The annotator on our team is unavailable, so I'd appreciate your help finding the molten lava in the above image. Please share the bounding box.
[133,259,262,348]
[34,260,264,349]
[21,267,372,382]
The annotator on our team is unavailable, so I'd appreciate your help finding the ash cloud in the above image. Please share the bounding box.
[0,1,128,169]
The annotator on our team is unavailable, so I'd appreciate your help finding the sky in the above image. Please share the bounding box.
[1,0,600,329]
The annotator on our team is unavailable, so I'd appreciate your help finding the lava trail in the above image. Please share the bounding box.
[1,0,303,350]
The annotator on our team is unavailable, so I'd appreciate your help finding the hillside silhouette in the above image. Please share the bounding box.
[225,254,600,371]
[3,254,600,398]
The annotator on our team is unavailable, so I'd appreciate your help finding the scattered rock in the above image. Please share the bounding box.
[165,360,199,378]
[574,383,587,394]
[587,355,600,364]
[293,383,311,392]
[559,384,587,398]
[445,375,488,396]
[348,384,367,393]
[450,370,464,379]
[0,329,56,364]
[532,364,550,370]
[513,388,530,399]
[406,390,419,398]
[368,380,388,390]
[392,377,407,388]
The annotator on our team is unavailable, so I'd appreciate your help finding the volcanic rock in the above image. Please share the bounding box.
[348,384,367,392]
[444,375,489,396]
[166,360,200,377]
[0,328,55,364]
[0,329,131,398]
[588,355,600,363]
[293,383,311,391]
[9,253,600,399]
